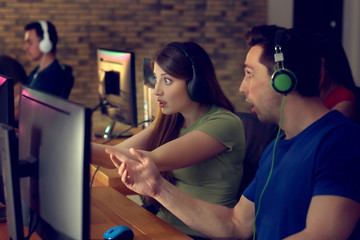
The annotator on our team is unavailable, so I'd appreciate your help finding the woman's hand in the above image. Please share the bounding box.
[105,148,162,197]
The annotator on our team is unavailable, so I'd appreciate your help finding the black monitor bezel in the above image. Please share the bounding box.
[0,123,24,240]
[0,74,15,127]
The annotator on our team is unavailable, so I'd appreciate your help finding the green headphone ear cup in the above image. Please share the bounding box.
[271,69,297,95]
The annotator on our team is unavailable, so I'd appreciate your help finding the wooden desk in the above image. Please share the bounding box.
[90,122,141,195]
[0,187,191,240]
[91,186,191,239]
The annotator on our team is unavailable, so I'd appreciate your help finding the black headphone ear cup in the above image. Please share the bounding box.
[186,61,205,102]
[270,69,297,95]
[38,21,53,53]
[166,42,207,103]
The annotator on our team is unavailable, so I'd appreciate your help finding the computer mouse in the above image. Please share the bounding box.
[103,225,134,240]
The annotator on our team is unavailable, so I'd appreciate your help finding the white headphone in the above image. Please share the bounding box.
[38,20,53,53]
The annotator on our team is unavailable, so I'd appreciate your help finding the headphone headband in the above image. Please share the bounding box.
[38,20,53,53]
[270,30,297,95]
[274,30,286,69]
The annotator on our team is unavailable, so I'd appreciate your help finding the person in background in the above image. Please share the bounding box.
[92,41,245,239]
[0,55,28,95]
[107,26,360,240]
[316,33,360,122]
[0,55,28,124]
[15,20,74,120]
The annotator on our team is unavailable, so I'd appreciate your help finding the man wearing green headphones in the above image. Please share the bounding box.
[104,25,360,240]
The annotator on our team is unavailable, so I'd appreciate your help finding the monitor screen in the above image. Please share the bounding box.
[0,74,15,127]
[96,48,137,138]
[143,58,156,88]
[0,123,24,240]
[18,86,91,239]
[143,58,157,128]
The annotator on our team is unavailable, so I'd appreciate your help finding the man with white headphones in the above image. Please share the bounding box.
[15,21,74,120]
[23,20,73,96]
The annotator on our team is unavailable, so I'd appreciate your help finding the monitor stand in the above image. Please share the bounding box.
[94,120,133,139]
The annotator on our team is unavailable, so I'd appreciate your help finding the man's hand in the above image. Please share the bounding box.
[105,148,163,197]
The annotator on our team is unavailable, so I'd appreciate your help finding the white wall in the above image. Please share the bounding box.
[268,0,360,86]
[343,0,360,86]
[268,0,294,28]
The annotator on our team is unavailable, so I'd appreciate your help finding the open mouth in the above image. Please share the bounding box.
[250,105,256,114]
[158,100,167,108]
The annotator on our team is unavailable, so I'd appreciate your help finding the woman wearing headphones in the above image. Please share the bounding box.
[92,42,245,239]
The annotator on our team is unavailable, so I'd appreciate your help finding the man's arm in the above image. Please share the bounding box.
[285,195,360,240]
[109,148,255,239]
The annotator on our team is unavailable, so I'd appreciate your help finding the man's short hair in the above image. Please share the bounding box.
[24,21,58,53]
[245,25,321,97]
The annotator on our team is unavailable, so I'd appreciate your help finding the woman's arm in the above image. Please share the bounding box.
[93,114,230,171]
[106,129,228,171]
[91,125,154,168]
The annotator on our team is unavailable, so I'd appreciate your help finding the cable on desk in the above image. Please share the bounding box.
[90,165,100,188]
[24,209,39,240]
[91,103,101,112]
[100,119,153,145]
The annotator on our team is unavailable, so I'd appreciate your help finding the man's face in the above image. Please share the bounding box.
[239,45,282,123]
[24,29,43,61]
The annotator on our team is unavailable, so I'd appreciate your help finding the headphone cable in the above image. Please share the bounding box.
[252,96,286,240]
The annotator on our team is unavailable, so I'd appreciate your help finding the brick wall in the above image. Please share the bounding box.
[0,0,267,123]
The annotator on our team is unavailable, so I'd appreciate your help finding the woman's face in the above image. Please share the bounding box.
[153,62,192,115]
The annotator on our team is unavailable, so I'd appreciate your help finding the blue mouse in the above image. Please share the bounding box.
[103,225,134,240]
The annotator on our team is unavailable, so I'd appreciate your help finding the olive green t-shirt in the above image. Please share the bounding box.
[157,105,245,237]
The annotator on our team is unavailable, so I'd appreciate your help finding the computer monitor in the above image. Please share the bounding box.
[0,74,15,127]
[0,123,24,240]
[96,48,137,138]
[17,86,91,239]
[0,74,15,210]
[143,58,156,128]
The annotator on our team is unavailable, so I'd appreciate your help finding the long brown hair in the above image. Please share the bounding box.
[143,42,234,208]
